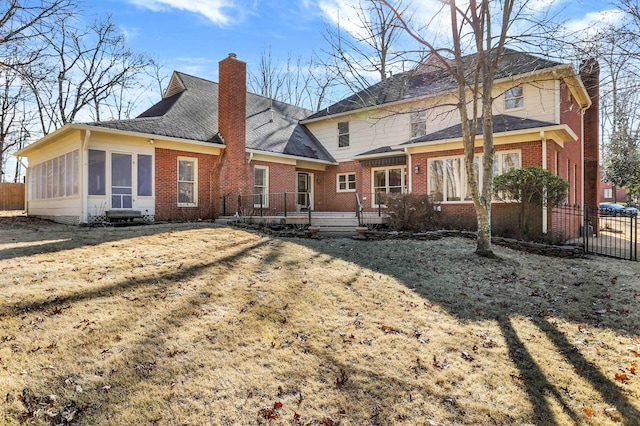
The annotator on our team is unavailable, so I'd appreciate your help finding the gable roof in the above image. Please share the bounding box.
[304,49,565,121]
[85,72,336,163]
[401,114,558,145]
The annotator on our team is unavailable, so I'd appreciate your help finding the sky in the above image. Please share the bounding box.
[87,0,622,88]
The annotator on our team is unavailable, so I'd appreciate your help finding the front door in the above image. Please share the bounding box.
[111,153,133,209]
[296,172,313,210]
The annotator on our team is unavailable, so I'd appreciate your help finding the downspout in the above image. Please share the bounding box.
[17,157,28,211]
[405,148,412,193]
[541,131,547,234]
[81,130,91,223]
[581,107,586,208]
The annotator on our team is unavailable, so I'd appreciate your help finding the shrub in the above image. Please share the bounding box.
[384,193,440,232]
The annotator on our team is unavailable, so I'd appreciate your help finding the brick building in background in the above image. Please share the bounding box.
[16,50,598,235]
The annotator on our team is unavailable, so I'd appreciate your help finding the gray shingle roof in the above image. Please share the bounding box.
[401,114,557,145]
[85,72,335,162]
[354,146,398,157]
[305,49,563,121]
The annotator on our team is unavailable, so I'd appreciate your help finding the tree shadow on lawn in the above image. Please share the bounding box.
[0,220,224,261]
[293,236,640,425]
[2,236,275,423]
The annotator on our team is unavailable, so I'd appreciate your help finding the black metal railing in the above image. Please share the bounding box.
[221,192,311,218]
[550,204,637,261]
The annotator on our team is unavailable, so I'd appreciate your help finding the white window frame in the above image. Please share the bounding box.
[254,165,269,208]
[505,86,524,110]
[371,166,406,207]
[410,110,427,138]
[338,121,349,148]
[177,157,197,207]
[428,150,521,203]
[337,172,356,192]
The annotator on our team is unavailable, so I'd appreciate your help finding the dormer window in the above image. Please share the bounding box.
[338,122,350,148]
[505,87,524,110]
[410,110,427,138]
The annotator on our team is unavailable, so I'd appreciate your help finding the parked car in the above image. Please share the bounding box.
[599,202,639,217]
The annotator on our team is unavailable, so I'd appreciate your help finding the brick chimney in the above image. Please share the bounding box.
[580,59,600,211]
[218,53,249,210]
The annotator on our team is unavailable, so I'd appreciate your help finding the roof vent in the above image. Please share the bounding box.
[228,53,237,58]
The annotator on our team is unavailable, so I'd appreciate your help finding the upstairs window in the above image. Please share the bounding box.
[338,122,349,148]
[410,110,427,138]
[505,86,524,110]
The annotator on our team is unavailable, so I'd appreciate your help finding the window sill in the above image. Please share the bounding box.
[178,203,197,208]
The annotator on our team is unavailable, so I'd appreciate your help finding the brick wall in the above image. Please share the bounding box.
[559,81,584,206]
[155,148,218,221]
[218,53,250,214]
[580,59,600,211]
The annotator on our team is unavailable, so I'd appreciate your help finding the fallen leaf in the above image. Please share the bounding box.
[615,373,629,383]
[582,406,593,417]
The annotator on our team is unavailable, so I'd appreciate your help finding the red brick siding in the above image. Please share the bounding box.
[559,81,584,206]
[155,148,218,221]
[580,60,600,210]
[218,54,250,214]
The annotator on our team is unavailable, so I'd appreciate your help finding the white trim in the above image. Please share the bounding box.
[428,150,521,203]
[542,136,548,234]
[16,123,225,157]
[370,165,407,208]
[254,165,269,208]
[301,64,590,124]
[177,156,198,207]
[245,148,337,166]
[504,86,525,111]
[336,172,356,192]
[395,124,578,151]
[295,171,313,210]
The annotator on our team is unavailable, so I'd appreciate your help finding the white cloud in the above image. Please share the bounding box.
[565,9,626,34]
[127,0,236,26]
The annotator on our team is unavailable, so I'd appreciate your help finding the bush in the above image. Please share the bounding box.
[384,193,440,232]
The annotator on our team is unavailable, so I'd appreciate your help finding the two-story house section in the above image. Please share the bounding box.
[302,49,598,233]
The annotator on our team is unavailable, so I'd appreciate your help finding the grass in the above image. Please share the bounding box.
[0,213,639,425]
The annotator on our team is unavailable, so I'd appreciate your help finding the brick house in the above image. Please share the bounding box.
[16,50,598,232]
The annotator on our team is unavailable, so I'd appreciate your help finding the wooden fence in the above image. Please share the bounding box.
[0,183,25,210]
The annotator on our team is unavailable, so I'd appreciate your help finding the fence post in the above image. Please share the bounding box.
[237,195,242,214]
[284,192,287,217]
[222,195,226,216]
[583,206,589,255]
[260,193,263,217]
[307,192,311,225]
[630,215,635,261]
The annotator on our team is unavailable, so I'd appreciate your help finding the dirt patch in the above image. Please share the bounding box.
[0,216,638,425]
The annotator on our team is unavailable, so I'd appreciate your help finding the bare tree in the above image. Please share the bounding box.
[0,66,34,182]
[321,0,407,92]
[22,14,150,132]
[374,0,562,257]
[248,48,337,111]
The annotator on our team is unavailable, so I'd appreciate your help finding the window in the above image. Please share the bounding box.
[88,150,106,195]
[429,158,462,202]
[505,86,524,110]
[178,157,197,206]
[337,173,356,192]
[410,110,427,138]
[372,167,406,206]
[254,165,269,207]
[29,150,80,200]
[429,151,520,203]
[604,188,612,199]
[338,122,349,148]
[137,154,153,196]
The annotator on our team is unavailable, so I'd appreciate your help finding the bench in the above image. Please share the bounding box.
[105,210,143,223]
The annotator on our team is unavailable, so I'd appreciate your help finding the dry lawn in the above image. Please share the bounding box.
[0,212,639,425]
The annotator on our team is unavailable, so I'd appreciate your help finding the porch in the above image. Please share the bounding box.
[218,192,390,236]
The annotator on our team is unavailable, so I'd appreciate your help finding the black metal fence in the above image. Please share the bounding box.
[221,192,310,218]
[550,204,637,261]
